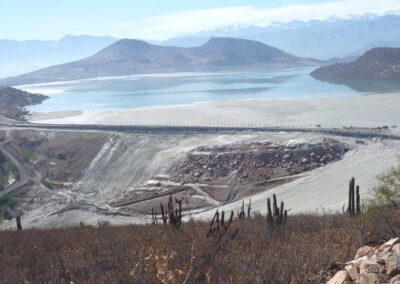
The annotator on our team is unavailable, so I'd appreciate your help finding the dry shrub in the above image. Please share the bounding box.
[0,208,399,283]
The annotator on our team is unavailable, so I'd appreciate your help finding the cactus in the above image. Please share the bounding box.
[151,194,183,228]
[151,208,158,225]
[160,203,167,224]
[267,194,288,228]
[267,198,273,226]
[356,185,361,214]
[279,201,284,225]
[247,199,252,218]
[207,209,236,239]
[347,177,362,216]
[238,200,245,219]
[16,215,22,231]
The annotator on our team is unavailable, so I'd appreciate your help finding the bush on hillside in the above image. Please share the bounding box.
[369,161,400,208]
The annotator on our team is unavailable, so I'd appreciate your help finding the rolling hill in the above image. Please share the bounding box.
[0,37,319,86]
[310,47,400,81]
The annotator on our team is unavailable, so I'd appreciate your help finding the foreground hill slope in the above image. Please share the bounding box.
[1,37,318,85]
[311,47,400,80]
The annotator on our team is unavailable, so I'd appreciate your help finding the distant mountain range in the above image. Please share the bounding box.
[155,13,400,60]
[0,37,319,86]
[0,35,118,78]
[1,12,399,81]
[311,48,400,81]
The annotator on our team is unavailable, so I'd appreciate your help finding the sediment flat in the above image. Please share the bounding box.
[28,93,400,132]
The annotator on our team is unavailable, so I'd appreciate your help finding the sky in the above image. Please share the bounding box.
[1,0,400,41]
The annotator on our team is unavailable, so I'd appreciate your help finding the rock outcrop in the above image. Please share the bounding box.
[311,48,400,81]
[328,238,400,284]
[0,87,48,120]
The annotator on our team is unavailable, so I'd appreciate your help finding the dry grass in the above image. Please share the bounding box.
[0,209,399,283]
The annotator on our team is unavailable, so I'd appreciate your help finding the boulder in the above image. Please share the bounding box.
[380,238,400,251]
[355,246,374,259]
[387,254,400,277]
[347,255,368,268]
[360,261,384,275]
[359,273,387,284]
[327,270,349,284]
[390,275,400,284]
[346,266,358,281]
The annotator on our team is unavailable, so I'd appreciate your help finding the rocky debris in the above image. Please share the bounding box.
[170,138,349,185]
[328,238,400,284]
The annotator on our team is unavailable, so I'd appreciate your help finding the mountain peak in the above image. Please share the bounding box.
[0,37,318,85]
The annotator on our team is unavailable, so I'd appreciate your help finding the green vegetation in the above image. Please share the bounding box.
[369,162,400,208]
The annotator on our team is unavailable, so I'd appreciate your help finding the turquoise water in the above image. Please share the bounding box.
[26,68,364,112]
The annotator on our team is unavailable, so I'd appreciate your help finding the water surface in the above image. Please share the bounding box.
[24,68,373,112]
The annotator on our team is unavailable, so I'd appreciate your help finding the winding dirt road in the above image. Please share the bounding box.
[0,130,32,196]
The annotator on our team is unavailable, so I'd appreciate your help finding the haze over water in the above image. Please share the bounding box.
[25,68,369,112]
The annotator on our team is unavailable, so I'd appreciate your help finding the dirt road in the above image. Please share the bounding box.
[0,130,31,196]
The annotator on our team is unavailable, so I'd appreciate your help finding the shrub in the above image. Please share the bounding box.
[369,162,400,208]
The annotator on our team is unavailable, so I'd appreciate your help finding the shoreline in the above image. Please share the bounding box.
[27,93,400,131]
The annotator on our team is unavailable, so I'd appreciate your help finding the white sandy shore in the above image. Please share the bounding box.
[28,93,400,131]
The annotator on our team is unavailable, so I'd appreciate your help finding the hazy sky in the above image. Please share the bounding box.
[1,0,400,41]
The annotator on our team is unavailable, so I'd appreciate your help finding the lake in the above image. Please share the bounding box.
[23,68,369,112]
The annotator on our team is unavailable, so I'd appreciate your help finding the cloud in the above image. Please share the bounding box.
[114,0,400,40]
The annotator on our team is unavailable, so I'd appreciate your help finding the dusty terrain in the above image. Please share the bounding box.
[0,126,398,229]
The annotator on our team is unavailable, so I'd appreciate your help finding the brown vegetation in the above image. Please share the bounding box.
[0,207,399,283]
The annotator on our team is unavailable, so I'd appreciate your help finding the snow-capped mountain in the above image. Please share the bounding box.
[157,13,400,60]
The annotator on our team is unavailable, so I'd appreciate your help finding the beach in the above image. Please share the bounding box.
[28,93,400,131]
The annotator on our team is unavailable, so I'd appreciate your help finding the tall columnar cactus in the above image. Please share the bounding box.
[267,198,273,226]
[151,208,158,225]
[16,215,22,231]
[247,199,252,218]
[160,203,167,224]
[356,185,361,214]
[152,195,183,228]
[207,209,236,239]
[267,194,288,228]
[347,177,362,216]
[238,200,245,219]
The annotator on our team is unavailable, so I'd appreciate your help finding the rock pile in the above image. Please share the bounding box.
[170,139,349,184]
[328,238,400,284]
